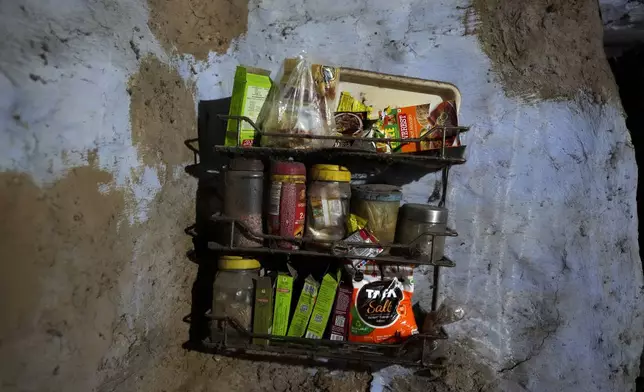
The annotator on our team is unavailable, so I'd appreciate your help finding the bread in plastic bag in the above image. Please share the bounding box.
[260,56,339,148]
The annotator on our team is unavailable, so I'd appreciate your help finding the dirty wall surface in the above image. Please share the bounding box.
[0,0,642,391]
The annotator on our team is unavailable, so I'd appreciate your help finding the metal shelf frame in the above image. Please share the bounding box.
[184,113,467,370]
[206,214,457,267]
[204,316,448,371]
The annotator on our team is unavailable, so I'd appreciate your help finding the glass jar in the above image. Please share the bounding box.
[306,165,351,242]
[351,184,402,244]
[211,256,260,344]
[223,158,264,247]
[394,204,448,261]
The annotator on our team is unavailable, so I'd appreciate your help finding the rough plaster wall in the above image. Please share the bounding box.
[472,0,615,102]
[147,0,248,60]
[0,1,199,391]
[0,1,642,392]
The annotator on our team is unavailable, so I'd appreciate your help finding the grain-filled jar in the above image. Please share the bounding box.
[395,204,448,261]
[223,158,264,247]
[211,256,260,343]
[351,184,402,244]
[306,164,351,242]
[268,161,306,249]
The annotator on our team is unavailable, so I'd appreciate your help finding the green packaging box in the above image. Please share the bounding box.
[272,272,294,336]
[287,275,319,337]
[226,66,272,147]
[305,271,340,339]
[252,276,273,345]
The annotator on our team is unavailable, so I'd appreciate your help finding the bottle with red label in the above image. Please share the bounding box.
[268,161,306,249]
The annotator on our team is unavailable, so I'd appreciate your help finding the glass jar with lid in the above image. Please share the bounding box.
[211,256,260,343]
[306,164,351,243]
[223,158,265,247]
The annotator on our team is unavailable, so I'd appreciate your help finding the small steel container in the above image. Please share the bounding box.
[394,204,448,261]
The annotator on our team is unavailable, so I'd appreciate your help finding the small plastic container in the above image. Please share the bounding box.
[351,184,402,244]
[223,158,264,247]
[306,164,351,242]
[268,161,306,249]
[211,256,260,343]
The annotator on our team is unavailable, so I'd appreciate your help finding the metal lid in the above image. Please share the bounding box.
[229,158,264,171]
[399,203,448,223]
[352,184,402,202]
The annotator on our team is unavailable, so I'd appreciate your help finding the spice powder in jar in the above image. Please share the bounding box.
[306,164,351,243]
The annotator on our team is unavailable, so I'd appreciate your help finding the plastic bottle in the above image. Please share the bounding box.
[268,161,306,249]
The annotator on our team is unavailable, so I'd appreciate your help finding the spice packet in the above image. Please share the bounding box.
[305,270,341,339]
[287,275,319,337]
[343,228,383,270]
[421,100,460,151]
[329,282,353,341]
[375,101,461,153]
[335,112,367,137]
[375,104,430,153]
[336,91,373,114]
[342,214,383,273]
[346,213,368,234]
[226,66,272,146]
[333,112,379,151]
[253,276,274,345]
[272,272,294,336]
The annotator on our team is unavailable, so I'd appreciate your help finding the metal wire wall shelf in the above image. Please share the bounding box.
[204,316,448,372]
[184,111,468,372]
[185,115,469,172]
[205,215,457,267]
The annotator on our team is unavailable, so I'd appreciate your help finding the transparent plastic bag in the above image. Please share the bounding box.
[422,298,465,335]
[260,56,339,148]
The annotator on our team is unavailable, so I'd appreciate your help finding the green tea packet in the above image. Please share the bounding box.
[252,276,273,345]
[271,271,294,336]
[287,275,319,337]
[226,66,272,146]
[305,270,341,339]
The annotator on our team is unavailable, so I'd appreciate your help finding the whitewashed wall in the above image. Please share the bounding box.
[0,0,641,391]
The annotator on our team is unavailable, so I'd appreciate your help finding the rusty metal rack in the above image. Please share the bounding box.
[203,316,448,371]
[206,215,457,267]
[197,115,469,170]
[185,111,467,372]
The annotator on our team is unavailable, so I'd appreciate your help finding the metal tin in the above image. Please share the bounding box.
[398,204,448,223]
[229,157,265,171]
[395,204,448,261]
